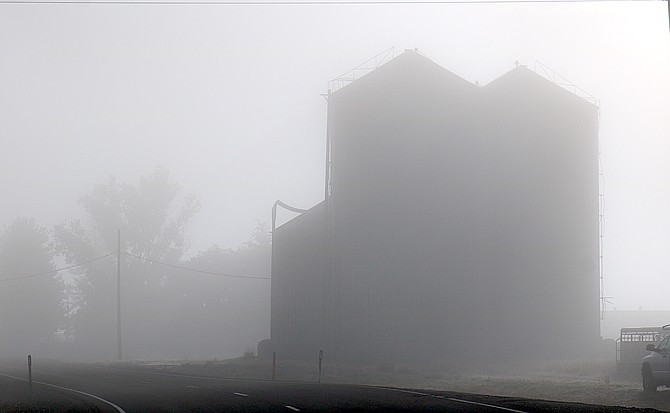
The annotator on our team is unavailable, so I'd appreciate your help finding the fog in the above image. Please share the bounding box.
[0,1,669,364]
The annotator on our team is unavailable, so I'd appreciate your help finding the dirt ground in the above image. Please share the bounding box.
[424,374,670,411]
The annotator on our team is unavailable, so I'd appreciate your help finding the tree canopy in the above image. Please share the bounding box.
[54,167,200,357]
[47,167,271,360]
[0,217,62,356]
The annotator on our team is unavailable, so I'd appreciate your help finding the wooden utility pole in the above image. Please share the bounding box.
[117,229,122,361]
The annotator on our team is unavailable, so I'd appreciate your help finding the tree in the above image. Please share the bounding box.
[0,217,63,357]
[54,166,200,358]
[248,221,271,248]
[159,236,271,359]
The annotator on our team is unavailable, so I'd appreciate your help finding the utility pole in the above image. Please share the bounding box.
[117,229,122,361]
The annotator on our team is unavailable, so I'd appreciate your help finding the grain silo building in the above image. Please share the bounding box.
[271,50,600,364]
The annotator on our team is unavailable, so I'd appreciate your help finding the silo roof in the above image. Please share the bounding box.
[331,50,597,110]
[483,65,599,109]
[330,49,478,98]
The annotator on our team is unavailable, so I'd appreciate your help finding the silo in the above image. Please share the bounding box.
[481,66,600,360]
[325,50,486,363]
[271,52,600,365]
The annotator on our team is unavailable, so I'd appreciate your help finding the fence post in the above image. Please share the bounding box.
[318,350,323,384]
[27,355,32,394]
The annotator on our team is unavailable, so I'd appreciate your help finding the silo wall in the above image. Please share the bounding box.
[326,52,487,363]
[271,203,327,360]
[482,67,600,360]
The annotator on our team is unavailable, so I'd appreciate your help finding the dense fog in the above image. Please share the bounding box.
[272,52,600,365]
[0,168,270,360]
[0,1,669,366]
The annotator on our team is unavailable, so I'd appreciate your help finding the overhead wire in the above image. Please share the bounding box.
[0,250,268,282]
[121,251,270,280]
[0,0,661,4]
[0,253,114,283]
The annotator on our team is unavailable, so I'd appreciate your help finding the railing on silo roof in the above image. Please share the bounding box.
[328,47,395,93]
[533,60,600,107]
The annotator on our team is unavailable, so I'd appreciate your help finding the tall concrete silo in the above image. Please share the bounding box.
[325,50,487,362]
[481,66,600,360]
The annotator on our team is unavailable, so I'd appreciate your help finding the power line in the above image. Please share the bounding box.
[0,0,660,4]
[121,251,270,280]
[0,253,114,283]
[0,250,269,282]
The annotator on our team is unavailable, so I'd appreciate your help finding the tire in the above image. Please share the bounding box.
[642,364,658,393]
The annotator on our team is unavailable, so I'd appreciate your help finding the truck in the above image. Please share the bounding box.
[641,326,670,392]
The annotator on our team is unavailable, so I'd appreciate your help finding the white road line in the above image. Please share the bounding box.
[186,385,199,389]
[285,405,300,411]
[233,392,248,397]
[383,388,428,396]
[0,372,126,413]
[367,385,528,413]
[139,381,151,384]
[446,397,528,413]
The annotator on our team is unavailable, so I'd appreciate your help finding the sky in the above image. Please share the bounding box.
[0,0,668,311]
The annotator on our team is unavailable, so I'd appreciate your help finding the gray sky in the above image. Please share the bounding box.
[1,1,668,311]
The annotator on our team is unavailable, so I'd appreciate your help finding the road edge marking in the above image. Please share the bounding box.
[0,372,126,413]
[364,385,528,413]
[446,397,527,413]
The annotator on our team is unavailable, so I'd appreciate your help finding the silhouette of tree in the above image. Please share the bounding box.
[159,240,270,359]
[248,221,271,247]
[54,166,199,358]
[0,217,63,356]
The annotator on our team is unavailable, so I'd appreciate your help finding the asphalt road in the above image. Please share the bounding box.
[0,359,660,413]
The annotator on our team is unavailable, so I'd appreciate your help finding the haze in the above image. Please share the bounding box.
[1,0,669,333]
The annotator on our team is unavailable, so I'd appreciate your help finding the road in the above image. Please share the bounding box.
[0,359,659,412]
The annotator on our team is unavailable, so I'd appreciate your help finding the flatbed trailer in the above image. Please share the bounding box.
[617,325,670,372]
